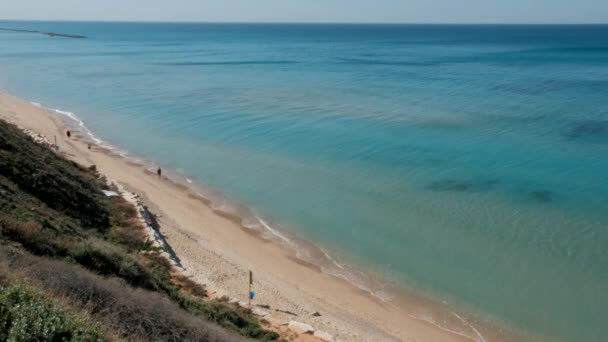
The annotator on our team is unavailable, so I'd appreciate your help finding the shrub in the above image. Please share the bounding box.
[0,120,110,230]
[173,274,207,297]
[108,197,138,227]
[106,224,149,252]
[0,253,246,342]
[0,281,104,341]
[0,217,68,257]
[187,299,279,341]
[106,197,158,253]
[69,239,156,290]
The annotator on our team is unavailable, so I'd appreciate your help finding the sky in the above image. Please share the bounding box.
[1,0,607,24]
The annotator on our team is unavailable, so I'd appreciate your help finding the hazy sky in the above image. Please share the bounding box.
[2,0,607,24]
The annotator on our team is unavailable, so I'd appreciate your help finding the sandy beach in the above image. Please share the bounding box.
[0,92,514,342]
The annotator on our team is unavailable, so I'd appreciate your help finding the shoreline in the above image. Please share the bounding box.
[0,92,525,342]
[43,100,398,304]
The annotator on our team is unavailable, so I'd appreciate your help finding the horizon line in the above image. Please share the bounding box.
[1,18,607,25]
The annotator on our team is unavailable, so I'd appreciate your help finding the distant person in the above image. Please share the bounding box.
[87,143,91,150]
[66,130,71,138]
[157,167,162,178]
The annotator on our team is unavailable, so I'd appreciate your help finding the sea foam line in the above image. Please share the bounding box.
[252,214,393,302]
[254,214,395,302]
[408,311,487,342]
[31,101,106,146]
[321,248,345,270]
[452,312,487,342]
[256,216,294,247]
[51,108,105,145]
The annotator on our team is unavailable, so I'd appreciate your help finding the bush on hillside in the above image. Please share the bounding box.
[0,281,104,342]
[0,252,247,342]
[106,196,154,252]
[70,239,157,290]
[0,120,109,229]
[0,216,69,257]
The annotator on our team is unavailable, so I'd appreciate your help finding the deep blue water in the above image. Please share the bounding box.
[1,22,608,341]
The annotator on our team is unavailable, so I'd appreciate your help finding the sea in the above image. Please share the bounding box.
[1,21,607,341]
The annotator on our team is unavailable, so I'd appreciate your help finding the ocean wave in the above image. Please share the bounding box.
[47,106,106,145]
[321,248,345,270]
[156,60,299,66]
[410,311,487,342]
[339,57,441,67]
[29,101,112,149]
[256,216,294,247]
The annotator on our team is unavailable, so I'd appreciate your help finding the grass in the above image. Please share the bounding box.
[0,119,279,341]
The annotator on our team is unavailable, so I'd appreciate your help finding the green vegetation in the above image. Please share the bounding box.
[0,280,104,342]
[0,119,279,341]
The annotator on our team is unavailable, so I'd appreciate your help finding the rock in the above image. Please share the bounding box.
[252,307,271,317]
[288,320,314,334]
[228,297,240,304]
[314,330,334,341]
[276,309,298,316]
[265,314,289,326]
[160,251,171,260]
[312,311,322,317]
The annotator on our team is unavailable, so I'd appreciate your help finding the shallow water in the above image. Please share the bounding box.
[1,22,608,341]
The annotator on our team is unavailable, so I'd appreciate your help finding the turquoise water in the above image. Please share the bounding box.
[1,22,608,341]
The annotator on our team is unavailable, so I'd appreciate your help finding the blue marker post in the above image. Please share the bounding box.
[248,270,254,306]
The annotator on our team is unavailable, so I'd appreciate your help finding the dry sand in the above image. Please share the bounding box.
[0,92,516,342]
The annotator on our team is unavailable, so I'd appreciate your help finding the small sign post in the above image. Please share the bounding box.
[248,270,254,307]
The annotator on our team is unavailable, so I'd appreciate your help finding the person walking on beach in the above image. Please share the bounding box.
[66,130,71,138]
[157,167,162,178]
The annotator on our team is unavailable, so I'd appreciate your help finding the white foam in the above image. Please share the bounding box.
[254,215,393,303]
[211,201,230,212]
[48,107,106,145]
[325,268,391,302]
[409,311,487,342]
[452,312,487,342]
[53,108,80,123]
[256,216,294,246]
[321,248,345,270]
